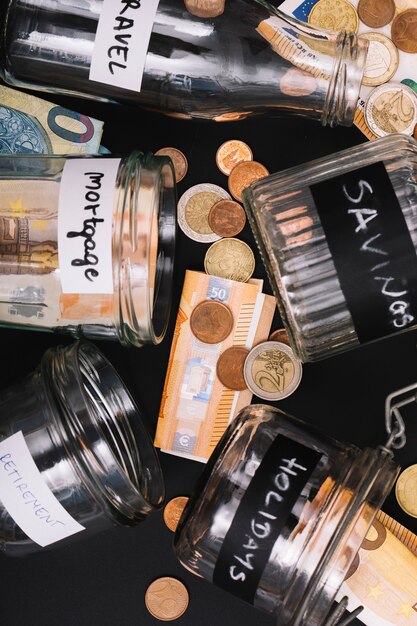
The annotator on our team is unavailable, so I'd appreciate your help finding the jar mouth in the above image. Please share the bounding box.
[41,340,165,524]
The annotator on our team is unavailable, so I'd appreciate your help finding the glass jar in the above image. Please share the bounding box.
[0,340,165,557]
[174,404,399,625]
[242,133,417,362]
[0,0,368,127]
[0,150,176,346]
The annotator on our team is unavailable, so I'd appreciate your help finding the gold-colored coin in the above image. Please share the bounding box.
[308,0,359,33]
[145,577,189,621]
[163,496,189,532]
[216,139,253,176]
[154,147,188,183]
[228,161,269,202]
[360,32,399,87]
[243,341,303,401]
[395,464,417,518]
[204,238,255,282]
[364,83,417,137]
[190,300,234,344]
[184,0,225,18]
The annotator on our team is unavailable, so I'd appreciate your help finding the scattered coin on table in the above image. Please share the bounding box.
[204,238,255,282]
[243,341,302,401]
[177,183,230,242]
[163,496,189,532]
[364,82,417,137]
[395,464,417,518]
[360,32,399,87]
[216,139,253,175]
[155,147,188,183]
[190,300,234,344]
[308,0,359,33]
[391,9,417,54]
[228,160,269,202]
[216,346,250,390]
[357,0,395,28]
[208,199,247,237]
[269,328,291,346]
[145,576,189,621]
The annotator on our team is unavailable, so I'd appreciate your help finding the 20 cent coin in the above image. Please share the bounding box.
[190,300,234,344]
[360,32,399,87]
[155,147,188,183]
[145,577,189,621]
[163,496,189,532]
[204,238,255,282]
[216,346,250,390]
[228,161,269,202]
[395,464,417,518]
[216,139,253,175]
[208,199,247,237]
[178,183,231,243]
[243,341,302,401]
[364,83,417,137]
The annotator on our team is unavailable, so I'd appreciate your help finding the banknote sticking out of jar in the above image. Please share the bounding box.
[0,340,165,557]
[174,404,399,626]
[0,151,176,346]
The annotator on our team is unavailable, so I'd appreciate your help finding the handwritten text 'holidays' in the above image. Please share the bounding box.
[0,453,65,528]
[107,0,144,76]
[66,171,106,283]
[343,179,414,330]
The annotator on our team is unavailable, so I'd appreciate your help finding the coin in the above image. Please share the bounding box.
[216,346,250,390]
[414,123,417,140]
[360,32,399,87]
[163,496,189,532]
[204,238,255,282]
[391,9,417,54]
[145,577,189,621]
[216,139,253,176]
[395,464,417,518]
[364,83,417,137]
[190,300,234,344]
[184,0,225,18]
[269,328,290,346]
[308,0,359,33]
[154,147,188,183]
[243,341,302,401]
[358,0,395,28]
[208,199,246,237]
[177,183,231,243]
[228,161,269,202]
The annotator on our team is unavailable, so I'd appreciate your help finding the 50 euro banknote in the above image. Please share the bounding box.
[154,270,276,463]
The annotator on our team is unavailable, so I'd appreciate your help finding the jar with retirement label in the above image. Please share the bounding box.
[174,404,399,626]
[0,0,367,128]
[243,133,417,362]
[0,150,176,345]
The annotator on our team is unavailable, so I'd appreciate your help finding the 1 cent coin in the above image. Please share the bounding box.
[208,199,247,237]
[216,346,250,390]
[243,341,302,401]
[163,496,189,532]
[358,0,395,28]
[204,238,255,282]
[154,147,188,183]
[391,9,417,54]
[216,139,253,176]
[228,161,269,202]
[190,300,234,344]
[395,464,417,518]
[145,577,189,621]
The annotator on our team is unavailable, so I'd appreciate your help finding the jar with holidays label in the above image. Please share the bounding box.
[0,150,176,346]
[174,404,398,625]
[242,134,417,362]
[0,340,165,557]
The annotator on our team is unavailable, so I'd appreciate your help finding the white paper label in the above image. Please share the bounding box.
[0,432,85,547]
[89,0,160,92]
[58,158,121,294]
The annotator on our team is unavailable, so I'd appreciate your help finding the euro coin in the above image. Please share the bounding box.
[414,123,417,140]
[216,346,250,390]
[308,0,358,33]
[204,238,255,282]
[184,0,225,18]
[391,9,417,54]
[243,341,302,401]
[364,83,417,137]
[163,496,189,532]
[154,147,188,183]
[145,577,189,621]
[190,300,234,344]
[228,161,269,202]
[269,328,291,346]
[395,464,417,518]
[360,32,398,87]
[216,139,253,176]
[177,183,231,243]
[358,0,395,28]
[208,199,246,237]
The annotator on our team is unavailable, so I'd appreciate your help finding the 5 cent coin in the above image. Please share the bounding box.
[228,161,269,202]
[190,300,234,344]
[208,199,247,237]
[358,0,395,28]
[395,464,417,518]
[154,147,188,183]
[243,341,302,401]
[163,496,189,532]
[204,238,255,282]
[145,577,189,621]
[216,139,253,175]
[216,346,250,390]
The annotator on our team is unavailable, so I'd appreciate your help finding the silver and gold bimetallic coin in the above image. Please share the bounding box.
[364,82,417,137]
[204,238,255,282]
[243,341,303,401]
[360,32,399,87]
[177,183,231,243]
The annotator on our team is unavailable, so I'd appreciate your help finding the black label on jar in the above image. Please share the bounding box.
[212,435,321,604]
[310,162,417,343]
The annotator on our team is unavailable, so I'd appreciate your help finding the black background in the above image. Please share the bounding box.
[0,71,417,626]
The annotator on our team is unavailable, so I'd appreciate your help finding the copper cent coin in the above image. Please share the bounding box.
[216,346,250,390]
[269,328,290,346]
[208,199,247,237]
[154,147,188,183]
[145,577,189,621]
[190,300,234,344]
[163,496,189,532]
[358,0,395,28]
[414,123,417,140]
[228,161,269,202]
[216,139,253,176]
[395,464,417,518]
[391,9,417,54]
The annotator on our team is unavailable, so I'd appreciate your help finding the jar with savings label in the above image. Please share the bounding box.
[242,134,417,362]
[0,151,176,346]
[174,404,398,626]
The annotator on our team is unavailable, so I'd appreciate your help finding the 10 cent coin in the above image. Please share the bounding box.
[243,341,302,401]
[395,464,417,518]
[145,577,189,621]
[190,300,234,344]
[178,183,231,243]
[204,238,255,282]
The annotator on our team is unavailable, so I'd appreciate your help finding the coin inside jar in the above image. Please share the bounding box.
[360,32,398,87]
[163,496,189,532]
[243,341,302,401]
[391,9,417,54]
[154,147,188,183]
[208,199,247,237]
[358,0,395,28]
[204,238,255,282]
[216,139,253,176]
[228,161,269,202]
[395,464,417,518]
[216,346,250,390]
[190,300,234,344]
[145,577,189,621]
